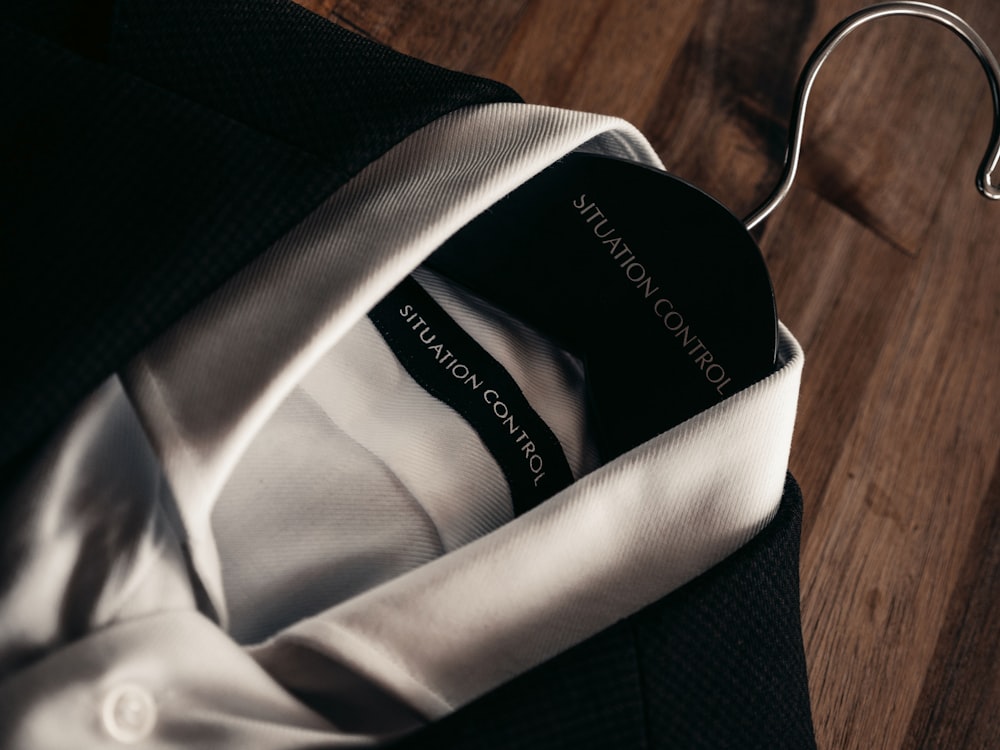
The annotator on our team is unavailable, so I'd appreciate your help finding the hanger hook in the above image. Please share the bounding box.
[744,1,1000,230]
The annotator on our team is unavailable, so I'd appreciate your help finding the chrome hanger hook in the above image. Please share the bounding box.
[744,1,1000,230]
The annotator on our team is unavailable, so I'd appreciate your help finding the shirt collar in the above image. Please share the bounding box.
[122,102,669,614]
[121,102,802,717]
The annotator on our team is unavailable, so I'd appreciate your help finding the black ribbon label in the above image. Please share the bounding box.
[369,276,575,515]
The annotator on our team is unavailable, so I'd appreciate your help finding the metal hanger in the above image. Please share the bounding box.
[744,1,1000,230]
[429,2,1000,457]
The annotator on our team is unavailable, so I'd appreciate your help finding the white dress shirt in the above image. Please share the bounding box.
[0,103,802,748]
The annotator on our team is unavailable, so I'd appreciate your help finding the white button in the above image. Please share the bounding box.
[101,684,157,743]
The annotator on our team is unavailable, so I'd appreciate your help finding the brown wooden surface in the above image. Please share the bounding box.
[301,2,1000,747]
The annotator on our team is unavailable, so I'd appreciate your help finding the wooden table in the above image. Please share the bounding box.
[302,2,1000,746]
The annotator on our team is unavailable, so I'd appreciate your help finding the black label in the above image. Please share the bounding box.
[369,276,575,515]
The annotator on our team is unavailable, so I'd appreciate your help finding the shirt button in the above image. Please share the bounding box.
[101,684,157,743]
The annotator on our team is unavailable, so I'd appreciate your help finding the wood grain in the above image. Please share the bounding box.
[301,1,1000,747]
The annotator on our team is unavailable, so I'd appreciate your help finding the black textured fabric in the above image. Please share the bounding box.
[0,0,519,475]
[396,474,816,749]
[633,473,816,748]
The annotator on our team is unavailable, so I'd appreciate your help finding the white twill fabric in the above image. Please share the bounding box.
[0,103,803,748]
[214,266,601,645]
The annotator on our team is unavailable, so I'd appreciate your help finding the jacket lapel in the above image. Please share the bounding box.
[0,0,519,476]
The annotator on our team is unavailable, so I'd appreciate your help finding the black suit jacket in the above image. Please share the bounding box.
[1,2,816,747]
